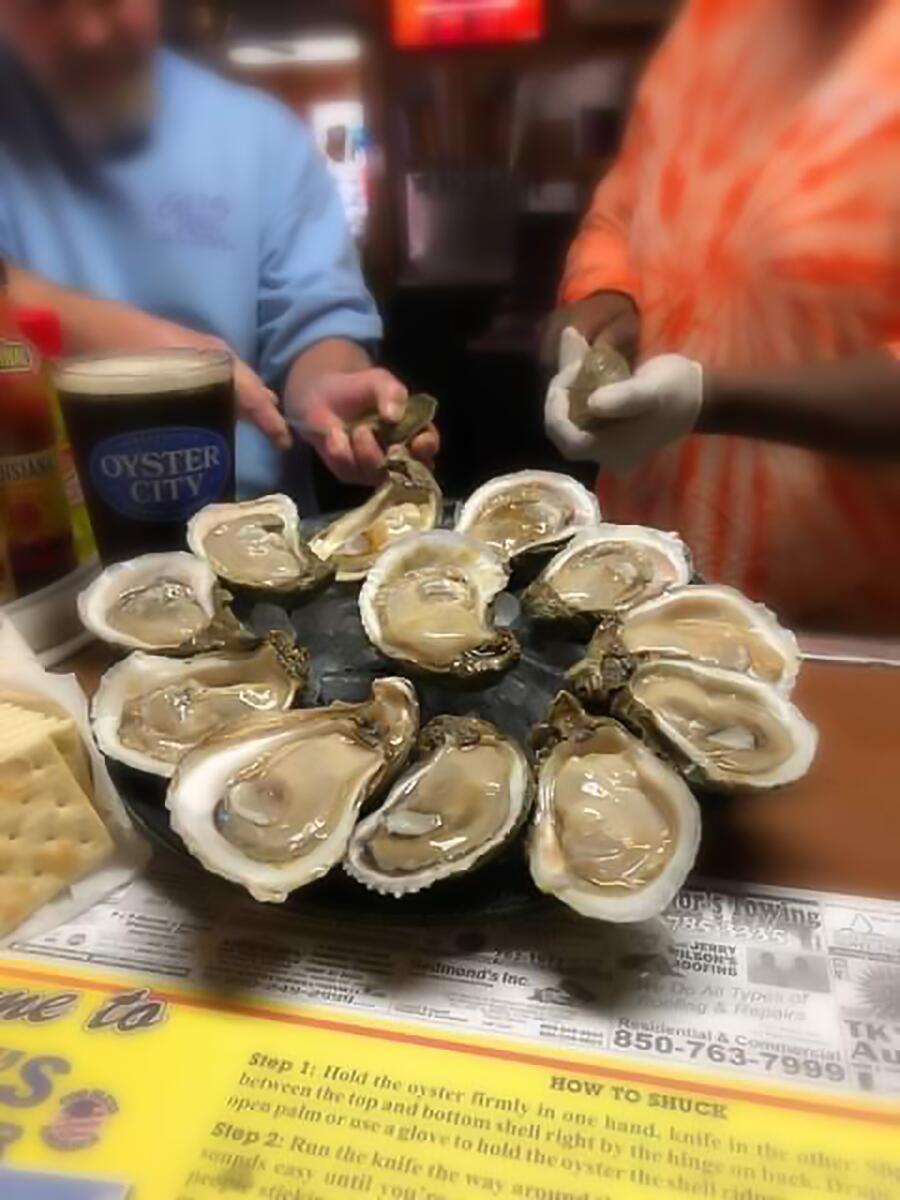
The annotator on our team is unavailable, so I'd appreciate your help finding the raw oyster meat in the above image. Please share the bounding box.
[78,552,249,655]
[349,392,437,450]
[529,693,700,922]
[614,660,817,792]
[346,716,533,897]
[310,448,442,582]
[166,678,419,901]
[569,341,632,430]
[92,632,309,778]
[456,471,600,564]
[359,530,519,682]
[187,493,333,597]
[523,525,691,635]
[569,584,800,704]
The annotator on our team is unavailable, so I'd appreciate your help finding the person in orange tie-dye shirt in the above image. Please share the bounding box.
[545,0,900,634]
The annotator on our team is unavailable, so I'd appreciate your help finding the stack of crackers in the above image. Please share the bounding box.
[0,693,114,936]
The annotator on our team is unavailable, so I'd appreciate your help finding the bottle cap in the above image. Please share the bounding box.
[17,307,64,359]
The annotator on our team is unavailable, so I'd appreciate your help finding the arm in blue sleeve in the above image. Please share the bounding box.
[256,110,382,392]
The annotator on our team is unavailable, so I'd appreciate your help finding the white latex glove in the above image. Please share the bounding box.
[544,327,605,463]
[545,343,704,472]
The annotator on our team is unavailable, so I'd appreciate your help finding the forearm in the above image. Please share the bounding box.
[5,263,149,355]
[283,338,373,420]
[701,354,900,458]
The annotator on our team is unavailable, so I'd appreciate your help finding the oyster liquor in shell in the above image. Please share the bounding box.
[187,493,333,600]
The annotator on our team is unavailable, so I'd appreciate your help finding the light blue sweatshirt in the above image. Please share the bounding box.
[0,48,382,501]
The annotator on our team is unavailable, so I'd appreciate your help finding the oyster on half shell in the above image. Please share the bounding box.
[345,716,533,897]
[456,471,600,565]
[359,530,519,682]
[166,678,419,902]
[92,632,309,778]
[523,525,691,636]
[614,660,817,793]
[78,552,250,655]
[310,448,442,582]
[529,693,700,922]
[569,584,800,704]
[187,493,333,598]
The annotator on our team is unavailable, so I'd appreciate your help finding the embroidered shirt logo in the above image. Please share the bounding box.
[156,191,234,250]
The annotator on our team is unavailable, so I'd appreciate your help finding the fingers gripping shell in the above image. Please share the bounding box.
[568,341,632,431]
[345,716,534,897]
[349,392,438,450]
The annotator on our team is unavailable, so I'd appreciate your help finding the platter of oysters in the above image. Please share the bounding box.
[79,440,818,920]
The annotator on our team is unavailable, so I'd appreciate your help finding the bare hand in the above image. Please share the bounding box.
[107,309,292,450]
[541,292,640,371]
[292,369,440,487]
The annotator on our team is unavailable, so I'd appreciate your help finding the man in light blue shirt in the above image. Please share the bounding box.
[0,0,437,503]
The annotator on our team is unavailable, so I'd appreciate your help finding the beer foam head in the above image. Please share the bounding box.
[55,350,232,397]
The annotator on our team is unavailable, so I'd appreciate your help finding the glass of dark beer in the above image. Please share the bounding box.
[56,350,236,563]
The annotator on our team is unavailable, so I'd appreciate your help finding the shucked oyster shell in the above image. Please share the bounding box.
[614,660,817,793]
[310,448,442,582]
[456,471,601,565]
[166,678,419,902]
[529,693,700,922]
[568,341,632,431]
[187,493,333,599]
[569,584,800,705]
[349,392,437,450]
[92,632,309,778]
[345,716,533,897]
[78,552,250,655]
[523,525,691,636]
[359,530,519,682]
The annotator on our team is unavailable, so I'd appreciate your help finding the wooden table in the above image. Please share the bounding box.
[65,641,900,903]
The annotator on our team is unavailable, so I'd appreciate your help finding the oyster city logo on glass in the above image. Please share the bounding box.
[89,427,231,522]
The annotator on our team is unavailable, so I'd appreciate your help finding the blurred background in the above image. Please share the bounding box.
[164,0,673,506]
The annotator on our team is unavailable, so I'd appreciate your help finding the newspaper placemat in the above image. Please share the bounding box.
[7,858,899,1099]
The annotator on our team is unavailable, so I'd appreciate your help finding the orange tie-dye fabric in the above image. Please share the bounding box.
[562,0,900,633]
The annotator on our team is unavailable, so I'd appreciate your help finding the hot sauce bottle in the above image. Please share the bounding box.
[0,260,77,593]
[17,307,97,565]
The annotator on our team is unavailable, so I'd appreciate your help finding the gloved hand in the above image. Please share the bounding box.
[545,336,704,471]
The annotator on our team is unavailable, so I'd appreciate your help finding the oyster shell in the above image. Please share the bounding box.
[166,678,419,902]
[456,471,601,564]
[523,525,691,635]
[92,632,310,778]
[569,342,631,431]
[310,448,442,582]
[529,693,700,922]
[187,493,333,598]
[614,660,817,793]
[78,552,250,655]
[349,392,437,450]
[345,716,533,897]
[569,584,800,704]
[359,530,519,682]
